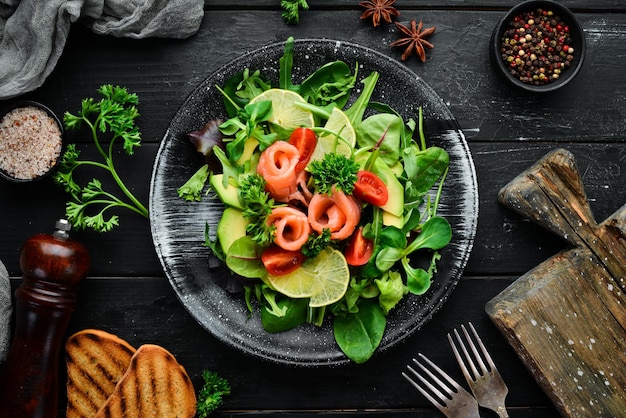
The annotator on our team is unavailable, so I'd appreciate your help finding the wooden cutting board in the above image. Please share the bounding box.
[485,149,626,417]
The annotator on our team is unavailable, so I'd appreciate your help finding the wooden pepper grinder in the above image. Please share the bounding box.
[0,219,90,418]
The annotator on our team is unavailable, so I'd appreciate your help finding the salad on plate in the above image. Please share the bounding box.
[178,37,451,363]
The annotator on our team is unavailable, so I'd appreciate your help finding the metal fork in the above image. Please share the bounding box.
[402,353,480,418]
[448,323,509,418]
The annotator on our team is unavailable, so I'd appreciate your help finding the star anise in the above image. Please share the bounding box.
[390,19,436,62]
[359,0,400,27]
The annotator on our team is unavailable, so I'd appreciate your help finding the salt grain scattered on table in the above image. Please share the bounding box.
[0,106,62,180]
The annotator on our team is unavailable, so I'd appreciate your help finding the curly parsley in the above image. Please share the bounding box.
[239,174,278,246]
[197,370,230,417]
[308,153,359,195]
[53,85,148,232]
[281,0,308,24]
[302,228,332,258]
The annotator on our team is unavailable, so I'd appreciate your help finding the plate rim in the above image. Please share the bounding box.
[149,37,479,366]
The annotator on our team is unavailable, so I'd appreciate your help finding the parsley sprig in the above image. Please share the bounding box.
[308,153,359,195]
[281,0,309,24]
[53,85,148,232]
[196,370,230,417]
[239,174,278,246]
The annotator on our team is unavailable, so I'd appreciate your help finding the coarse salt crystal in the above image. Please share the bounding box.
[0,105,62,180]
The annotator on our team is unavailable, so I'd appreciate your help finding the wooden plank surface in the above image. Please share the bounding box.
[0,2,625,416]
[486,149,626,417]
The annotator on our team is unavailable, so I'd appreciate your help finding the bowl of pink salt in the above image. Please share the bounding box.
[0,101,64,182]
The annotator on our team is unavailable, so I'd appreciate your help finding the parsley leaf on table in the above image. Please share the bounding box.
[53,85,149,232]
[281,0,309,24]
[197,370,231,417]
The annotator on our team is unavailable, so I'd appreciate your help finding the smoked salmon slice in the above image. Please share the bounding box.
[308,189,361,240]
[267,206,311,251]
[256,141,300,202]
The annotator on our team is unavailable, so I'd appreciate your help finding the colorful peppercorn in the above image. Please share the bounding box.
[500,7,575,86]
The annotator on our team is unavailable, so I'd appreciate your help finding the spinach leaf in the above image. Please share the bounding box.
[333,299,386,364]
[221,69,271,117]
[225,236,265,278]
[407,146,449,196]
[300,61,356,109]
[404,216,451,254]
[356,113,403,166]
[261,297,308,333]
[402,258,432,295]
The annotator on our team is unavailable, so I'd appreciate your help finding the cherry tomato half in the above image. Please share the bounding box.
[261,246,306,276]
[344,227,374,266]
[288,127,317,172]
[353,170,389,206]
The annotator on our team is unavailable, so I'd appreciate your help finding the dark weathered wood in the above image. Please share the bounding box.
[487,149,626,417]
[10,276,558,416]
[0,2,624,417]
[205,0,626,11]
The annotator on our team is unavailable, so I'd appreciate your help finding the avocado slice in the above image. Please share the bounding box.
[209,173,243,209]
[355,154,404,217]
[217,207,248,254]
[382,210,404,228]
[236,137,260,173]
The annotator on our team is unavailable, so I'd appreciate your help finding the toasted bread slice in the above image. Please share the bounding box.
[65,329,136,418]
[94,344,197,418]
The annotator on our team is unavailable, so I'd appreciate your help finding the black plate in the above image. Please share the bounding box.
[149,39,478,366]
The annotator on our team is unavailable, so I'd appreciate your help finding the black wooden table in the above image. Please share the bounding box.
[2,1,625,416]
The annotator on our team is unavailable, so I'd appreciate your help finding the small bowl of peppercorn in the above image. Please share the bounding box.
[0,101,64,183]
[490,0,586,93]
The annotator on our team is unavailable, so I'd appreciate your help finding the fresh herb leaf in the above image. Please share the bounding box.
[239,174,278,246]
[197,370,231,417]
[177,164,210,202]
[333,299,386,364]
[301,228,331,258]
[189,120,224,156]
[299,61,357,108]
[281,0,309,25]
[309,153,359,195]
[53,85,148,232]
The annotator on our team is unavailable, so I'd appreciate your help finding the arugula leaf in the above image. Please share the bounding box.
[53,85,148,232]
[197,370,230,417]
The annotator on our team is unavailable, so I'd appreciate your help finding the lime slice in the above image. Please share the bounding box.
[266,247,350,307]
[310,107,356,162]
[250,89,314,130]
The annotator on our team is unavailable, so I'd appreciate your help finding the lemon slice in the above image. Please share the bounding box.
[310,107,356,162]
[250,88,314,130]
[266,247,350,307]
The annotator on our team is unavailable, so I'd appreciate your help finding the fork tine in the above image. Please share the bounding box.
[462,323,489,375]
[448,330,474,382]
[402,367,448,413]
[402,353,480,418]
[467,321,498,370]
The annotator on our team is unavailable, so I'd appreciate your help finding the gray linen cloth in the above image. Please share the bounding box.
[0,0,204,99]
[0,259,10,362]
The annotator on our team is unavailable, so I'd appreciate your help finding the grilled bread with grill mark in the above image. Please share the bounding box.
[94,344,197,418]
[65,329,136,418]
